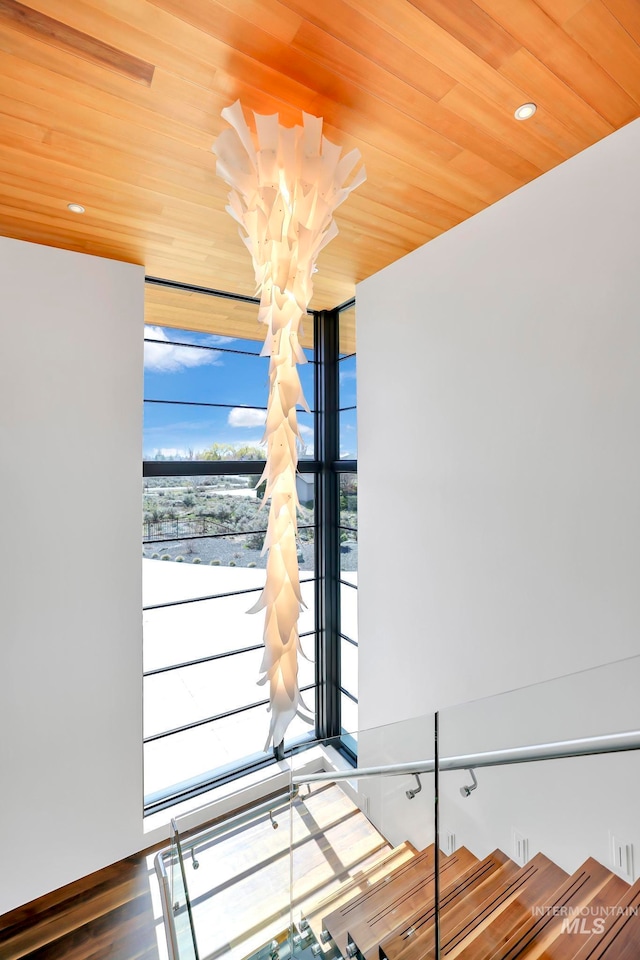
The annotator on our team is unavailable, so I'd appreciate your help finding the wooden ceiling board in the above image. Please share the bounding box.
[496,49,615,144]
[404,0,518,69]
[602,0,640,45]
[0,0,638,323]
[144,282,317,349]
[533,0,592,22]
[439,84,575,168]
[341,0,534,97]
[284,2,458,102]
[564,0,640,103]
[447,150,522,206]
[347,0,637,126]
[0,0,155,83]
[472,0,639,124]
[12,0,221,93]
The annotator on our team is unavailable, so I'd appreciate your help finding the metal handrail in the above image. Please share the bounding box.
[157,787,297,870]
[292,729,640,785]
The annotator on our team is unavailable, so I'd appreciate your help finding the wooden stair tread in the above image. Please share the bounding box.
[321,845,437,952]
[562,874,640,960]
[308,824,640,960]
[482,858,615,960]
[381,850,518,960]
[302,841,417,945]
[380,850,517,960]
[343,848,479,960]
[450,854,569,960]
[397,853,567,960]
[532,872,629,959]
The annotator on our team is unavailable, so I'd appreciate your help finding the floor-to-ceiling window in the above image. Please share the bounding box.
[142,281,318,812]
[142,282,358,812]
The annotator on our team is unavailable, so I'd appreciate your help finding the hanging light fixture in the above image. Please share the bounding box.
[212,102,365,748]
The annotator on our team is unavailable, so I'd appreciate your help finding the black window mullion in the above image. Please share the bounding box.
[145,398,268,410]
[315,308,341,742]
[339,577,357,589]
[145,683,317,744]
[143,522,315,545]
[145,398,318,414]
[144,630,316,677]
[339,632,358,648]
[145,336,318,362]
[143,576,316,611]
[333,459,357,473]
[144,698,271,743]
[143,459,319,477]
[143,643,265,677]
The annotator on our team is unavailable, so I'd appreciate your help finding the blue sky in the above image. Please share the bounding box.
[338,354,357,459]
[143,325,357,459]
[143,326,313,458]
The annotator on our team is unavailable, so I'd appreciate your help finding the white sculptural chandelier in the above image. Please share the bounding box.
[212,101,365,748]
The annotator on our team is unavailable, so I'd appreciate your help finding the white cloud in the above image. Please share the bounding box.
[299,424,313,436]
[144,326,221,372]
[228,407,267,428]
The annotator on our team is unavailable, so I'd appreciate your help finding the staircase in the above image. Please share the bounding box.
[298,843,640,960]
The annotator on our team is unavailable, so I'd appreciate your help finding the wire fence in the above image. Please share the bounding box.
[143,518,232,541]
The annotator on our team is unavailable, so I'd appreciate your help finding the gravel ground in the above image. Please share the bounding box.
[143,536,357,572]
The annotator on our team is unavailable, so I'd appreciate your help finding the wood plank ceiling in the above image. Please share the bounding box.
[1,0,639,318]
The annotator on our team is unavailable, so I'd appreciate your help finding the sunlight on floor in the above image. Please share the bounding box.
[152,783,387,960]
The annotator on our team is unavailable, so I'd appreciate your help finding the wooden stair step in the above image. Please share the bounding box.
[568,874,640,960]
[322,845,437,953]
[530,871,629,959]
[482,857,615,960]
[302,841,418,947]
[399,853,566,960]
[380,850,518,960]
[344,848,479,960]
[448,853,569,960]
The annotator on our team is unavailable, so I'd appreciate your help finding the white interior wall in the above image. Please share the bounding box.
[356,119,640,871]
[356,713,436,852]
[0,238,144,915]
[438,655,640,876]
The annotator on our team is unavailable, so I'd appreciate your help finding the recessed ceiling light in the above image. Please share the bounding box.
[514,102,537,121]
[67,202,85,214]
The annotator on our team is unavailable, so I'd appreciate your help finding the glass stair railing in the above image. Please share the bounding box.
[156,655,640,960]
[156,790,301,960]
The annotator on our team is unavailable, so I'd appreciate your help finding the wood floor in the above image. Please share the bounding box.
[0,848,163,960]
